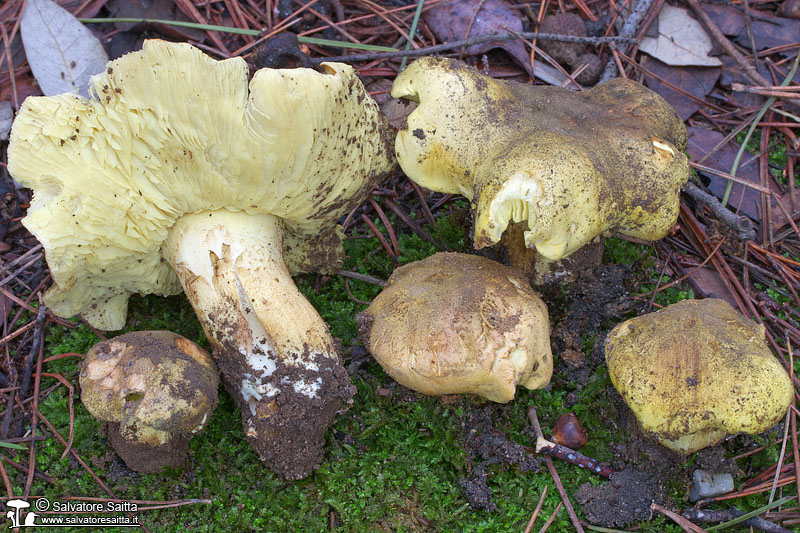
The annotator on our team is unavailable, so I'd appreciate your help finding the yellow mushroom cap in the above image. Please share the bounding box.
[358,252,552,403]
[605,298,793,454]
[391,57,688,261]
[80,330,219,440]
[9,40,395,329]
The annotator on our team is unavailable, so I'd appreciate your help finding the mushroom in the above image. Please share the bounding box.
[9,40,396,479]
[390,57,689,283]
[79,331,219,473]
[605,298,793,454]
[357,252,552,402]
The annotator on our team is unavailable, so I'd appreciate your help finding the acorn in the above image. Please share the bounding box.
[552,413,588,450]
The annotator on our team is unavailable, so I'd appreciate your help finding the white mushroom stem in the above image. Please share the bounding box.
[163,209,338,422]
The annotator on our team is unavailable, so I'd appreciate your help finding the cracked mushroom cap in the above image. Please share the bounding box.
[80,330,219,440]
[605,298,793,454]
[391,57,688,262]
[8,39,395,330]
[358,253,552,403]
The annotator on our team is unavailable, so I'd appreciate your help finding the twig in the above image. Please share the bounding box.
[23,296,45,499]
[538,501,563,533]
[312,31,636,64]
[360,214,398,265]
[0,458,12,499]
[790,340,800,509]
[337,270,386,287]
[682,182,756,240]
[534,436,615,479]
[0,453,53,484]
[18,303,46,401]
[598,0,655,83]
[382,198,448,252]
[682,508,792,533]
[343,278,371,305]
[39,372,74,460]
[770,405,792,504]
[651,502,707,532]
[368,198,399,256]
[527,407,584,533]
[28,402,149,532]
[524,485,548,533]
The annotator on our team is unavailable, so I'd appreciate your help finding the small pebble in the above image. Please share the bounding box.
[689,469,734,502]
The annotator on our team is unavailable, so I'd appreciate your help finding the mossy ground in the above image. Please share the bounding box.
[10,210,792,532]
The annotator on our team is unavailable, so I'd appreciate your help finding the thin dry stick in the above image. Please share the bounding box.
[789,339,800,508]
[337,270,386,287]
[174,0,231,57]
[523,485,548,533]
[534,437,615,478]
[527,407,584,533]
[0,453,53,484]
[538,501,563,533]
[408,180,436,227]
[0,23,17,109]
[368,198,399,256]
[23,297,45,500]
[683,183,755,239]
[312,31,636,63]
[382,198,446,251]
[360,214,398,263]
[0,458,12,499]
[63,496,212,504]
[42,352,84,364]
[39,372,74,460]
[28,403,149,532]
[650,502,708,533]
[770,408,792,503]
[634,237,726,299]
[343,278,370,305]
[598,0,655,82]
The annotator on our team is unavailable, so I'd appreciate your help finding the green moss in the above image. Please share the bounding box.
[602,237,651,266]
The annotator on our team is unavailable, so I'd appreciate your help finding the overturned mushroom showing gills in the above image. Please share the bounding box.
[80,331,218,473]
[358,253,552,402]
[391,57,689,283]
[605,298,793,454]
[9,40,396,479]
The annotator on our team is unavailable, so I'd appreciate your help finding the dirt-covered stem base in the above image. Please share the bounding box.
[164,209,353,479]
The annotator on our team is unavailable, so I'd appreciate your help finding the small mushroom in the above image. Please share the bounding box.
[80,331,219,473]
[10,40,395,479]
[391,57,688,284]
[605,298,793,454]
[357,253,552,403]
